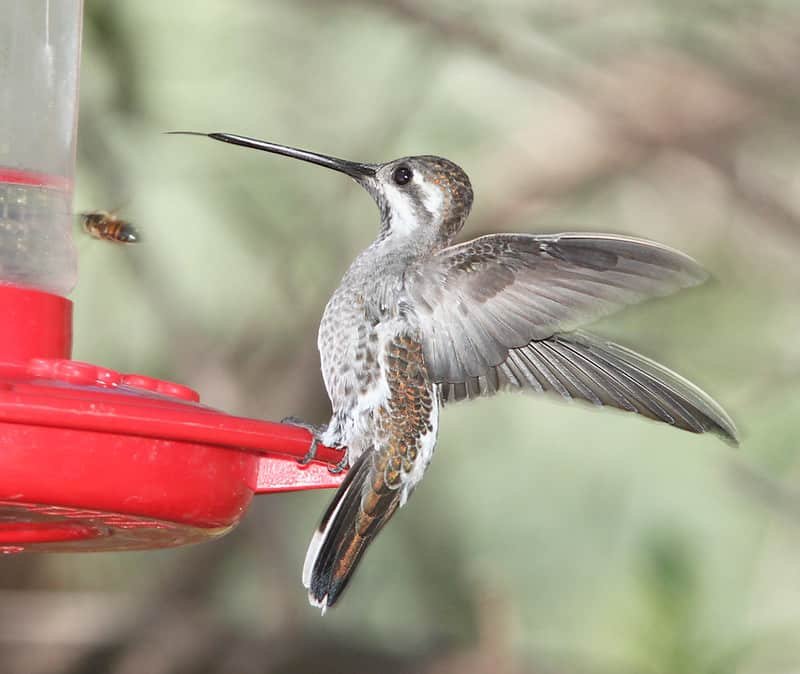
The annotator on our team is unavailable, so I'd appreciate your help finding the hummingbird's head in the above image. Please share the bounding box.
[168,132,473,247]
[367,155,473,246]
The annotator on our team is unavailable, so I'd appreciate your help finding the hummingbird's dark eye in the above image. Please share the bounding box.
[392,166,413,186]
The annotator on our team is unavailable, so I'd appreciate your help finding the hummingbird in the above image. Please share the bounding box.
[172,131,738,613]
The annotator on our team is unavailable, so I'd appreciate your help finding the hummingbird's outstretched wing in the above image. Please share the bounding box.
[407,232,737,442]
[442,329,737,441]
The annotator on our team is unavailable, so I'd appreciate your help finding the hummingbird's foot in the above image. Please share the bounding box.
[328,454,350,475]
[281,416,328,466]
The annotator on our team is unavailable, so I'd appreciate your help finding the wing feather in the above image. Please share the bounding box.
[405,232,737,442]
[408,232,709,381]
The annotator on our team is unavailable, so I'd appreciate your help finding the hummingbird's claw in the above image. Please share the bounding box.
[281,416,328,467]
[327,455,350,475]
[298,437,319,466]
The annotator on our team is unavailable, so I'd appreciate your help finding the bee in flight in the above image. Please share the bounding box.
[80,210,140,244]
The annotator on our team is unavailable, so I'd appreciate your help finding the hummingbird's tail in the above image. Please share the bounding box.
[302,450,401,613]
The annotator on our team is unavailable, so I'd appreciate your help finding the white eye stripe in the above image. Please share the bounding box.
[382,174,444,238]
[419,180,444,215]
[384,184,419,236]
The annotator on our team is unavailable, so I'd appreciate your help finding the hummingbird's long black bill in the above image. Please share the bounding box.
[167,131,376,179]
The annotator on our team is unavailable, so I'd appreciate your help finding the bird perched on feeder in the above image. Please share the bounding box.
[172,131,738,613]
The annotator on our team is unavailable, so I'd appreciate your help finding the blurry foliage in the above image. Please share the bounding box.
[3,0,800,672]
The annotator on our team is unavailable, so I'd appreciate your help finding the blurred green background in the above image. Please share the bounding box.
[4,1,800,672]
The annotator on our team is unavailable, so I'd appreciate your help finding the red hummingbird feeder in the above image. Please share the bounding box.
[0,0,343,554]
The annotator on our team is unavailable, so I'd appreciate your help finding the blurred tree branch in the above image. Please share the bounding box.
[341,0,800,256]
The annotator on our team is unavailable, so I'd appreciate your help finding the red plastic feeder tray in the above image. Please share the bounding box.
[0,284,344,553]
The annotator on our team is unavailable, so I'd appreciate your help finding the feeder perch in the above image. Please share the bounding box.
[0,0,343,554]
